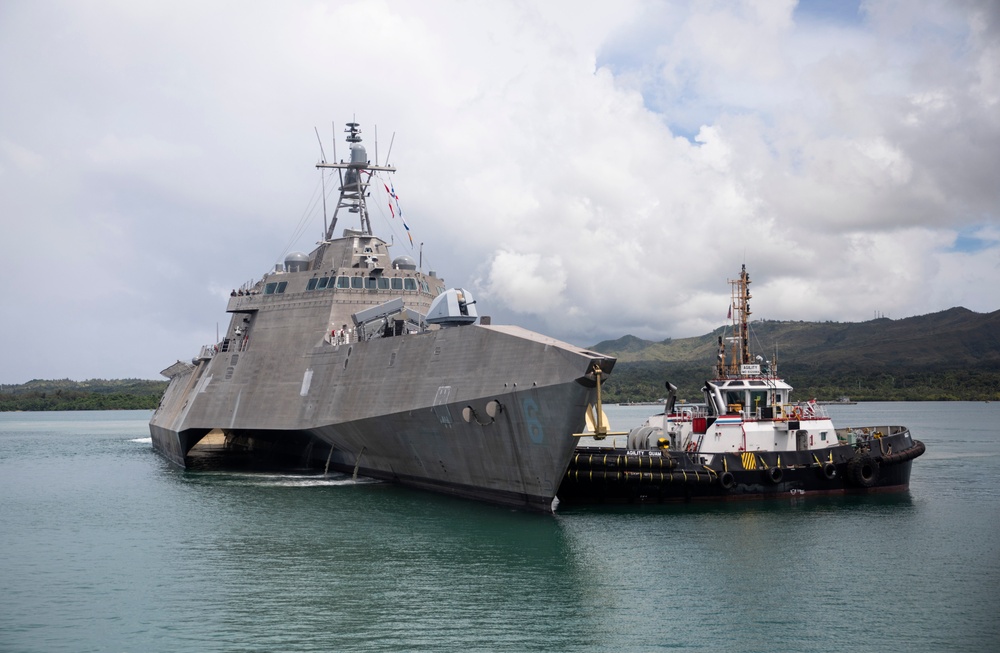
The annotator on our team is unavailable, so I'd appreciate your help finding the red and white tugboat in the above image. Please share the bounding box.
[559,265,925,505]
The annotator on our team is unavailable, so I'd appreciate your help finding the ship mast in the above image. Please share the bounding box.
[716,264,752,378]
[316,122,396,240]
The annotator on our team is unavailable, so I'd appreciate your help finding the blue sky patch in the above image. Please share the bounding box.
[949,226,998,253]
[794,0,864,26]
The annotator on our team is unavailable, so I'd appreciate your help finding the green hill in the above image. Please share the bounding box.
[590,307,1000,402]
[0,378,167,411]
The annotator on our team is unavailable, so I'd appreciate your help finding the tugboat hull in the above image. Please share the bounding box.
[559,428,924,505]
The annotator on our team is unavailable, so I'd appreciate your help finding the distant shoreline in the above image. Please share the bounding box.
[0,379,166,412]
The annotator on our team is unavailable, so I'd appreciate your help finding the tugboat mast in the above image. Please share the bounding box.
[717,264,753,378]
[316,122,396,240]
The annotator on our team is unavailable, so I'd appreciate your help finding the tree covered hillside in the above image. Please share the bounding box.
[591,307,1000,403]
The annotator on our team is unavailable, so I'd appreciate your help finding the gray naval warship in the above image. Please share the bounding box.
[150,122,616,511]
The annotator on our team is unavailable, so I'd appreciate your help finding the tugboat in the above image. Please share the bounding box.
[150,122,616,511]
[558,265,925,505]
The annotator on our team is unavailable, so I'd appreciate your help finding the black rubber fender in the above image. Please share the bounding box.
[765,466,783,484]
[878,440,926,466]
[719,471,736,490]
[819,462,837,480]
[848,453,880,488]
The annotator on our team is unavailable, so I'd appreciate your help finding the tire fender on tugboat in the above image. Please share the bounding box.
[819,462,837,480]
[719,471,736,490]
[848,453,880,488]
[765,466,783,484]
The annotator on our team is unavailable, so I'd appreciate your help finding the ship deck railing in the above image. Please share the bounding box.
[667,401,831,423]
[835,424,909,446]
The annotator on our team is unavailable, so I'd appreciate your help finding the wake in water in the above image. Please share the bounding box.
[130,435,384,487]
[181,471,383,488]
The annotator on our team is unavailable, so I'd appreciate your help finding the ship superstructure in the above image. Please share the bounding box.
[150,123,615,511]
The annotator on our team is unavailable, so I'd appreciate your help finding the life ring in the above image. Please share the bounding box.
[766,466,783,484]
[847,454,879,488]
[819,462,837,480]
[792,407,803,419]
[719,471,736,490]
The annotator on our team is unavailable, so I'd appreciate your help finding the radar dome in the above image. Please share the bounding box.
[392,255,417,270]
[284,252,310,273]
[350,143,368,165]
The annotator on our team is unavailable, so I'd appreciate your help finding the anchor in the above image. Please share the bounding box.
[573,363,627,440]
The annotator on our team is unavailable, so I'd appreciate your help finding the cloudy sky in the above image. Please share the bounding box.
[1,0,998,384]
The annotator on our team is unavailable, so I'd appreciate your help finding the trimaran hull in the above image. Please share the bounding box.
[151,323,614,510]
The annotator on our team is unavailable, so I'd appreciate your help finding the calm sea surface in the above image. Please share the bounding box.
[1,403,998,652]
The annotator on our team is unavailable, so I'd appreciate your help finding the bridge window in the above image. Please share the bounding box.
[404,278,417,291]
[264,281,288,295]
[391,278,403,290]
[337,276,351,289]
[317,277,329,289]
[365,277,377,290]
[351,277,364,289]
[378,278,390,290]
[307,278,318,291]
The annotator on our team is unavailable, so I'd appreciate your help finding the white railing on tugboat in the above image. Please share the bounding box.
[668,401,831,422]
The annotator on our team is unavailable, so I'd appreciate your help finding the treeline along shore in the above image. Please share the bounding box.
[2,307,998,410]
[0,379,167,411]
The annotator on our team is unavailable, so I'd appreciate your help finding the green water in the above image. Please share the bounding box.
[1,403,997,652]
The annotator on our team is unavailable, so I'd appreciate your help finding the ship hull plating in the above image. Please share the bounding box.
[151,323,612,510]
